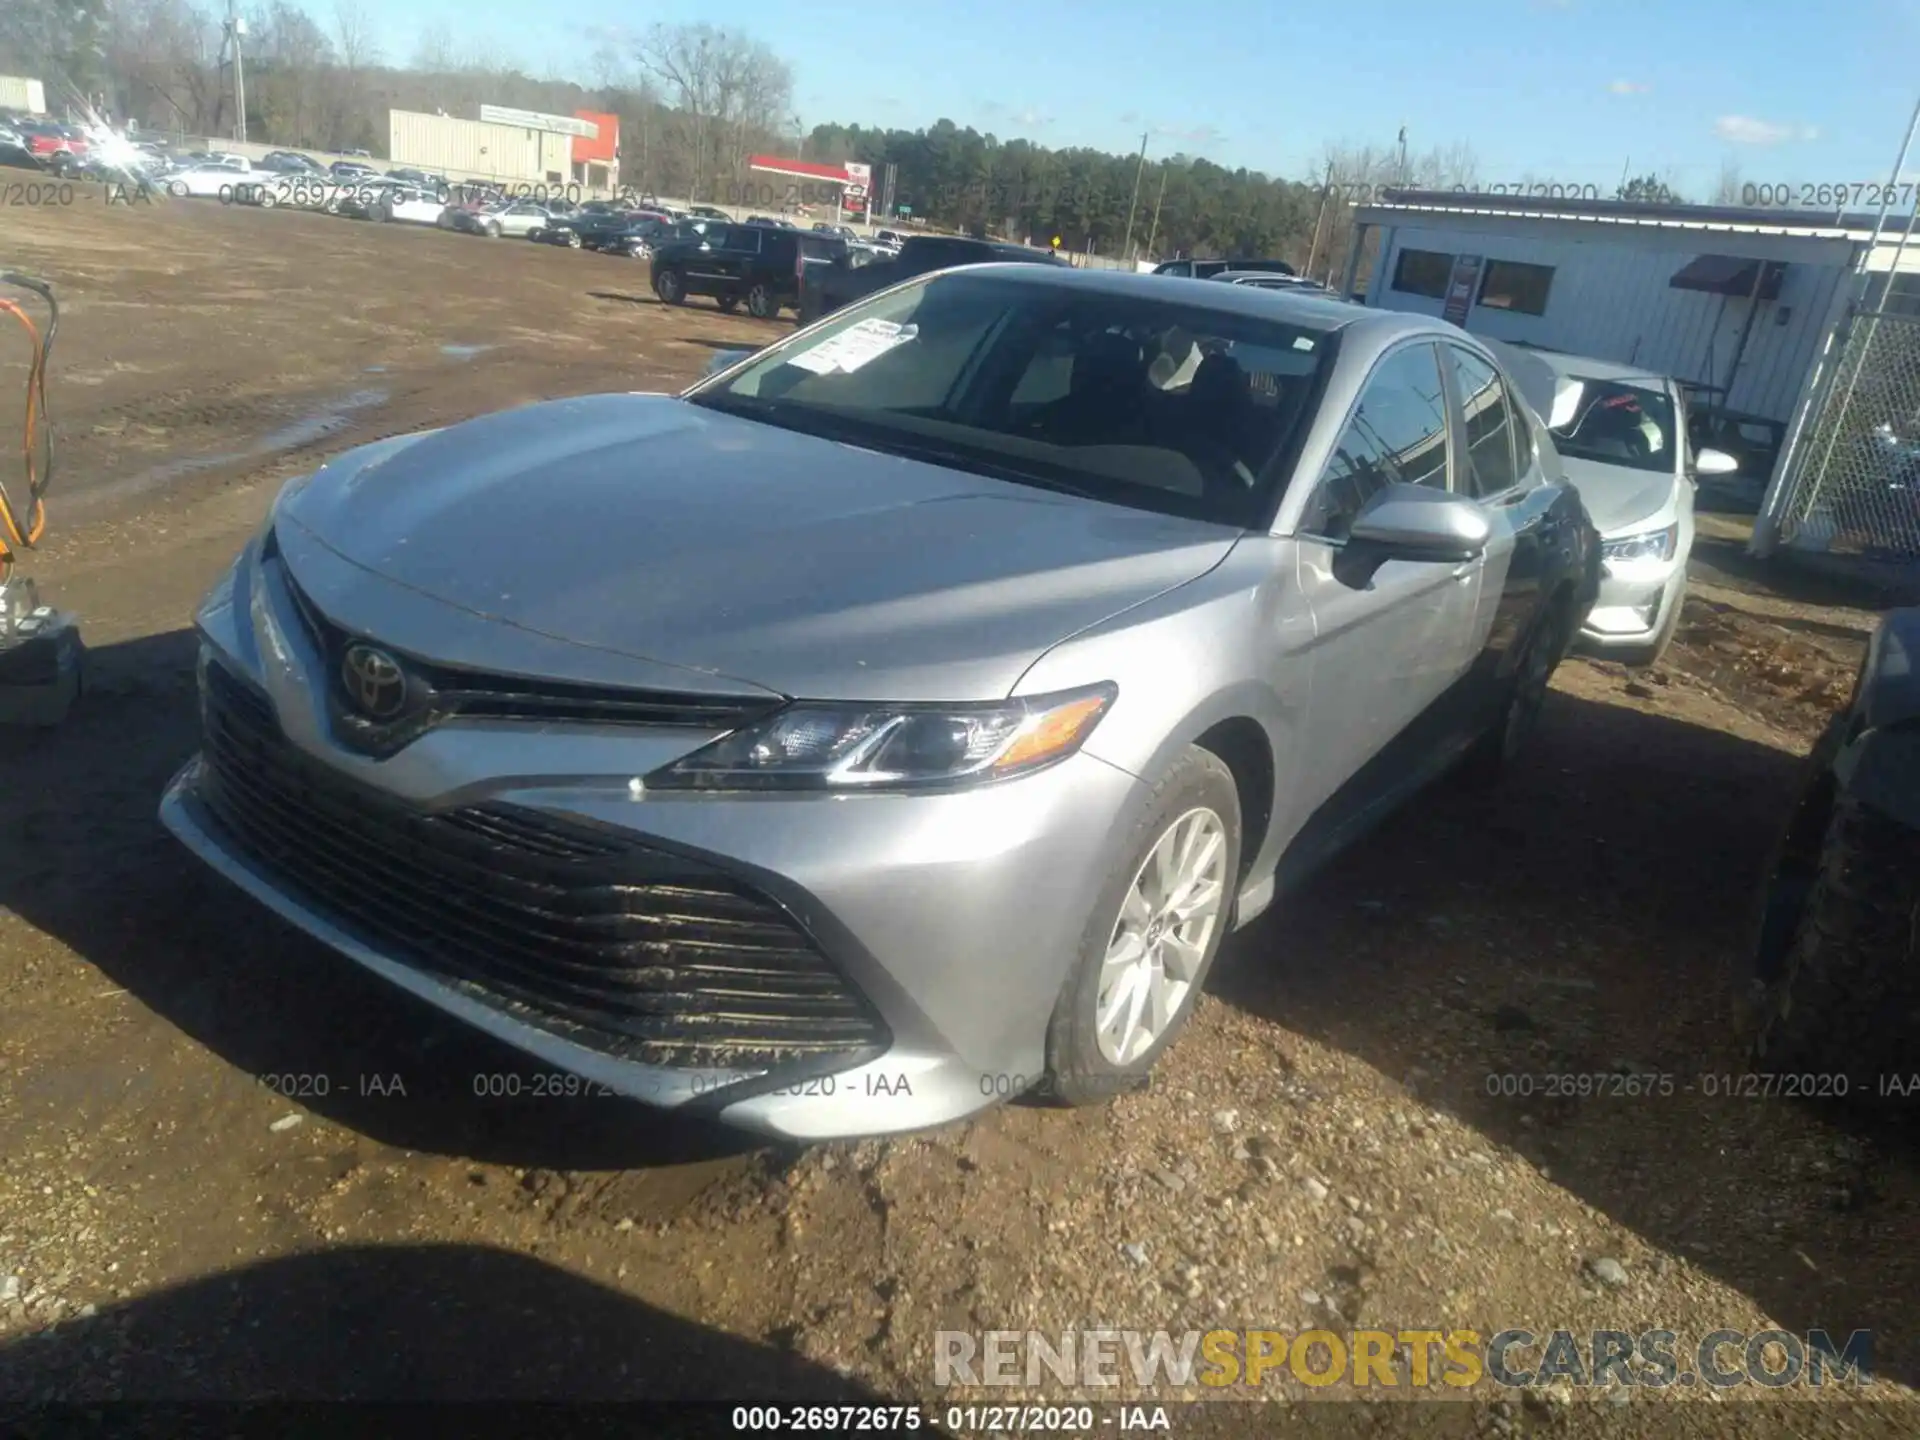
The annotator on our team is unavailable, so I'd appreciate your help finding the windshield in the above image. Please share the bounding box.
[687,270,1334,527]
[1546,376,1677,475]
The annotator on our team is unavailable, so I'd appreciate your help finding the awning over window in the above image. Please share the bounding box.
[1670,255,1786,300]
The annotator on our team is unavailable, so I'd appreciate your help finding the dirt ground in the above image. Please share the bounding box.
[0,188,1915,1437]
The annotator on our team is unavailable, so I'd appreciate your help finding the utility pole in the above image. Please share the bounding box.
[223,4,249,143]
[1143,162,1169,264]
[1396,125,1408,185]
[1121,130,1149,260]
[1305,159,1336,276]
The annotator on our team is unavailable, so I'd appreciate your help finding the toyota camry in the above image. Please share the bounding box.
[161,266,1599,1141]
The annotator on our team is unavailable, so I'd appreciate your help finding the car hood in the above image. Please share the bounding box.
[1556,454,1680,536]
[276,394,1238,702]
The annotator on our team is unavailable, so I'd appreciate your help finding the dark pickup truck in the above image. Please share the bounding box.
[797,235,1068,324]
[1151,257,1297,279]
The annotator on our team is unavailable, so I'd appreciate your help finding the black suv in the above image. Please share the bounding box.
[650,223,847,319]
[797,235,1067,324]
[1152,257,1297,279]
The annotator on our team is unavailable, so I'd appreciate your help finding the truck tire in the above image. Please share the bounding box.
[654,267,686,305]
[1747,793,1920,1098]
[746,282,779,320]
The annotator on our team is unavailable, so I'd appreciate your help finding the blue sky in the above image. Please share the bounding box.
[366,0,1920,197]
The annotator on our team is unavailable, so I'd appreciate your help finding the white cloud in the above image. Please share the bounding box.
[1010,107,1053,128]
[1608,80,1650,95]
[1714,114,1817,145]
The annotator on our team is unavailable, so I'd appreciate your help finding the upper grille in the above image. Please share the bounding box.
[276,559,782,733]
[196,658,888,1070]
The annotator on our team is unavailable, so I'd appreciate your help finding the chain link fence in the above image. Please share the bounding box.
[1772,306,1920,561]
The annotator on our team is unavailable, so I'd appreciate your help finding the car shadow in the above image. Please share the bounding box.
[587,291,657,307]
[679,337,759,351]
[0,629,761,1174]
[1691,531,1920,609]
[1208,685,1919,1389]
[0,1243,884,1413]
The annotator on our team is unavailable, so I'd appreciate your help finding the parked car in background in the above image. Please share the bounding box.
[165,163,254,199]
[375,185,448,226]
[1209,271,1338,296]
[535,208,650,249]
[651,223,847,318]
[873,229,905,250]
[686,204,730,221]
[161,268,1598,1141]
[259,150,325,175]
[329,159,378,180]
[18,120,90,174]
[384,167,442,190]
[797,234,1068,324]
[1154,257,1297,280]
[335,177,407,220]
[593,216,674,258]
[449,200,558,238]
[1491,342,1735,666]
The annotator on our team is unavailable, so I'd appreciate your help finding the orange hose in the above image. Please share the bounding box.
[0,296,49,577]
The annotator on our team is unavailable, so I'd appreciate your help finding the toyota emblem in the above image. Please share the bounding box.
[340,644,408,721]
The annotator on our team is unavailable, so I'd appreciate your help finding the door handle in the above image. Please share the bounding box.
[1451,561,1477,581]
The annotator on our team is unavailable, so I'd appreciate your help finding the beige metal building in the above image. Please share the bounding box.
[0,76,48,114]
[387,110,572,187]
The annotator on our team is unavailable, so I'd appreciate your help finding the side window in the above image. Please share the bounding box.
[1300,344,1450,542]
[1444,347,1522,497]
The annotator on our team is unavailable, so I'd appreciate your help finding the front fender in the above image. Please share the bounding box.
[1855,606,1920,732]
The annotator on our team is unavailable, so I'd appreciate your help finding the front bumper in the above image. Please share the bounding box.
[160,570,1144,1141]
[1578,555,1684,650]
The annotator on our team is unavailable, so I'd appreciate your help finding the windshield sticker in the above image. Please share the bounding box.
[788,319,918,375]
[1292,336,1316,351]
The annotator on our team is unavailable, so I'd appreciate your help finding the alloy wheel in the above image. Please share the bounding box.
[1095,807,1228,1066]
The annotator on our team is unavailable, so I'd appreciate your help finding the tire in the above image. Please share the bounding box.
[1465,591,1576,780]
[1611,577,1686,669]
[716,294,740,313]
[566,231,582,248]
[486,220,502,238]
[169,180,188,198]
[746,282,779,320]
[1042,746,1242,1106]
[257,189,277,209]
[1745,794,1920,1098]
[655,267,687,305]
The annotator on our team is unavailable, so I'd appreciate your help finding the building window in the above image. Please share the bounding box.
[1391,248,1453,299]
[1477,260,1554,316]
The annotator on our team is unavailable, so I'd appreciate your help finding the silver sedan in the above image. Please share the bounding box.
[161,267,1600,1141]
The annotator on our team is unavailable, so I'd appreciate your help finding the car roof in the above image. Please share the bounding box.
[930,264,1426,334]
[1485,339,1671,389]
[1212,270,1329,286]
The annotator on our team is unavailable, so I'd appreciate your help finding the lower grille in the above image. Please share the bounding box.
[195,658,888,1070]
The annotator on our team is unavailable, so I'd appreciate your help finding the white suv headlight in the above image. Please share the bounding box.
[1602,522,1678,566]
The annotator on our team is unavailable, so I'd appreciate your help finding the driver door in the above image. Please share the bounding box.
[1283,341,1482,862]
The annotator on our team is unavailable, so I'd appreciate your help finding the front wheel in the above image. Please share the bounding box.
[1043,746,1241,1106]
[654,267,687,305]
[169,180,189,197]
[1465,594,1574,779]
[565,231,582,248]
[486,220,502,238]
[257,189,277,209]
[746,282,779,320]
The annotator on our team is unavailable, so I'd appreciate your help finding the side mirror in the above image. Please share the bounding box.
[1694,447,1739,477]
[1346,483,1490,562]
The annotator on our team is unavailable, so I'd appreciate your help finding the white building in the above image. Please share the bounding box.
[387,108,577,188]
[0,76,47,114]
[1346,192,1920,559]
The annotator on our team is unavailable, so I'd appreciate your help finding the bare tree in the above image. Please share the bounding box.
[411,19,456,72]
[1713,157,1744,206]
[334,0,378,71]
[635,23,791,202]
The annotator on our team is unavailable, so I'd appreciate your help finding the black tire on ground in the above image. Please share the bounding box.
[654,268,686,305]
[1745,794,1920,1097]
[716,293,739,313]
[486,220,502,238]
[746,282,779,320]
[1042,745,1242,1107]
[1612,577,1686,669]
[1463,591,1577,781]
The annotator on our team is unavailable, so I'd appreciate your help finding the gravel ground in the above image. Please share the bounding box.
[0,188,1915,1438]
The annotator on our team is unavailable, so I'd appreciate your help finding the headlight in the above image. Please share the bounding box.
[647,683,1117,791]
[1601,522,1677,566]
